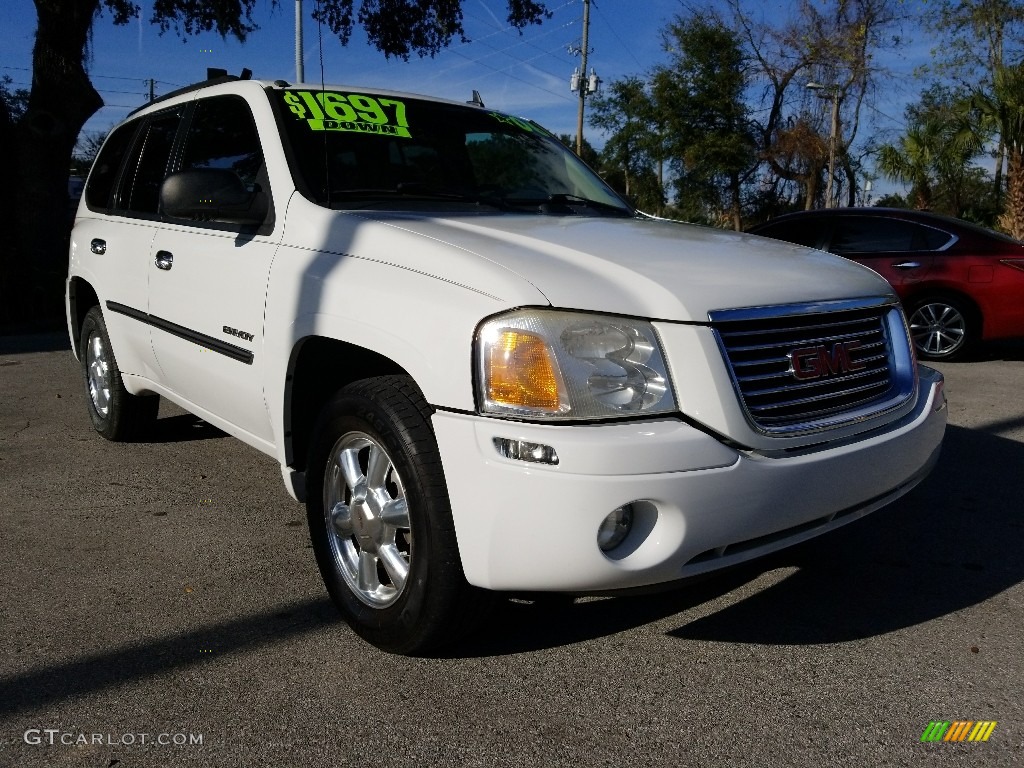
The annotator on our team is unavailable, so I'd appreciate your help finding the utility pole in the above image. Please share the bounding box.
[569,0,599,157]
[146,78,155,102]
[295,0,304,84]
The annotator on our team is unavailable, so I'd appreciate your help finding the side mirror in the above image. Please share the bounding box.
[160,168,267,226]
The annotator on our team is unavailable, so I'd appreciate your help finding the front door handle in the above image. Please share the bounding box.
[892,261,921,270]
[90,239,106,255]
[155,250,174,271]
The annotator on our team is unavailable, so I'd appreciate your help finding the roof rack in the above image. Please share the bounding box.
[128,68,253,116]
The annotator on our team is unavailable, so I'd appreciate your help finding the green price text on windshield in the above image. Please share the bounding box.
[284,91,412,138]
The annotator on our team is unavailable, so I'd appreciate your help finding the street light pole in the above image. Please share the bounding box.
[807,82,840,208]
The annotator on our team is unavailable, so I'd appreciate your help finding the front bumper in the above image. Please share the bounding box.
[433,366,946,592]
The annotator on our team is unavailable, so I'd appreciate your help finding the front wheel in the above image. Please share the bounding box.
[305,376,483,654]
[79,306,159,440]
[907,297,976,361]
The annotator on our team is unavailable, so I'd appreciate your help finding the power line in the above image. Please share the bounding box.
[2,65,180,88]
[446,47,575,102]
[591,0,645,71]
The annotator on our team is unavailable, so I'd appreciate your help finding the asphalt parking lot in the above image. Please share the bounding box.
[1,334,1022,767]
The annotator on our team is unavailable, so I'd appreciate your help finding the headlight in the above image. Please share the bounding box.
[475,309,677,420]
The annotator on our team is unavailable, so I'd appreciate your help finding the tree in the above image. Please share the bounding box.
[723,0,908,210]
[3,0,550,329]
[924,0,1024,203]
[968,64,1024,238]
[652,15,756,230]
[589,77,665,211]
[875,86,986,214]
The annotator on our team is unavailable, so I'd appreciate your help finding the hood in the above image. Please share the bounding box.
[347,211,896,322]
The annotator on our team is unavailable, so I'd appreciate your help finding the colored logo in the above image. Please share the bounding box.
[788,340,866,380]
[921,720,997,742]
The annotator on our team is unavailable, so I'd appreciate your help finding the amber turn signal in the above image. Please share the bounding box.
[486,330,561,411]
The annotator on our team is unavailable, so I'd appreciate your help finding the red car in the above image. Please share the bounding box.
[749,208,1024,360]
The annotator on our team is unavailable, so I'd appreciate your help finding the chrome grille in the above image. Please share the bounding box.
[710,299,916,434]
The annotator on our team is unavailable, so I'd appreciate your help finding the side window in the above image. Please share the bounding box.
[85,121,137,211]
[830,217,920,254]
[179,96,264,188]
[117,112,182,215]
[754,219,827,249]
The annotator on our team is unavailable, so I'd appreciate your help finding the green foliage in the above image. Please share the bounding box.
[652,15,756,228]
[970,63,1024,236]
[924,0,1024,84]
[875,84,991,216]
[92,1,549,55]
[311,0,549,59]
[0,75,29,124]
[588,77,665,212]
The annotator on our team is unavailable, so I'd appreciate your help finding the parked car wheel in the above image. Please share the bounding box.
[305,375,483,654]
[79,306,159,440]
[908,296,975,361]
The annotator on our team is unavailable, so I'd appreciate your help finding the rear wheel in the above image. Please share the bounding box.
[908,297,976,361]
[305,375,484,654]
[79,306,159,440]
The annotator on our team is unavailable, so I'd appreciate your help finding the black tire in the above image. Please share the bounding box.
[79,306,159,441]
[305,375,484,655]
[907,296,977,361]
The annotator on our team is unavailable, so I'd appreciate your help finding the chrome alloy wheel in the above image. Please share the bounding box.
[909,301,967,358]
[323,431,413,608]
[86,331,113,417]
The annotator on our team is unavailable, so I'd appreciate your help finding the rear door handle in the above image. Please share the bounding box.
[892,261,921,270]
[90,239,106,255]
[155,250,174,271]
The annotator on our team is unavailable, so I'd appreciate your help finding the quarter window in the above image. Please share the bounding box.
[85,121,137,211]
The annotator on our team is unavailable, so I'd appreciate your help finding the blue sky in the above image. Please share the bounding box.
[2,0,935,196]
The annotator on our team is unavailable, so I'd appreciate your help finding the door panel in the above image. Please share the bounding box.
[147,224,277,440]
[146,94,278,441]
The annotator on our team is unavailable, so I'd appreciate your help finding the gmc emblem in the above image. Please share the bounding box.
[788,341,866,380]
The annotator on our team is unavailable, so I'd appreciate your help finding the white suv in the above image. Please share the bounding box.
[67,73,947,653]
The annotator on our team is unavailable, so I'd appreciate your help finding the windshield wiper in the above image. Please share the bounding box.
[500,192,633,217]
[328,184,505,210]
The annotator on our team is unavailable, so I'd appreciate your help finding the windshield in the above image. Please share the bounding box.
[273,88,632,217]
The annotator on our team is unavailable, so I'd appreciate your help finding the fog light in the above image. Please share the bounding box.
[597,504,634,551]
[493,437,559,465]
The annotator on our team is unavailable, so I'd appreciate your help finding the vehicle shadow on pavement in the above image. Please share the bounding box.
[448,423,1024,656]
[976,339,1024,362]
[664,423,1024,646]
[0,332,70,355]
[0,598,343,717]
[143,413,229,443]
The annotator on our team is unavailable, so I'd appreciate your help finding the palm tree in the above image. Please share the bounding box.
[970,64,1024,238]
[983,67,1024,237]
[876,124,942,210]
[876,87,991,219]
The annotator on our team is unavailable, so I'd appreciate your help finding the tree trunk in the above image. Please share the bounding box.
[729,171,742,231]
[5,0,102,329]
[803,172,819,211]
[999,147,1024,241]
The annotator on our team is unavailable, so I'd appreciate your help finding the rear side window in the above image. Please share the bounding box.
[830,217,949,254]
[753,218,827,249]
[84,121,137,211]
[117,111,182,215]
